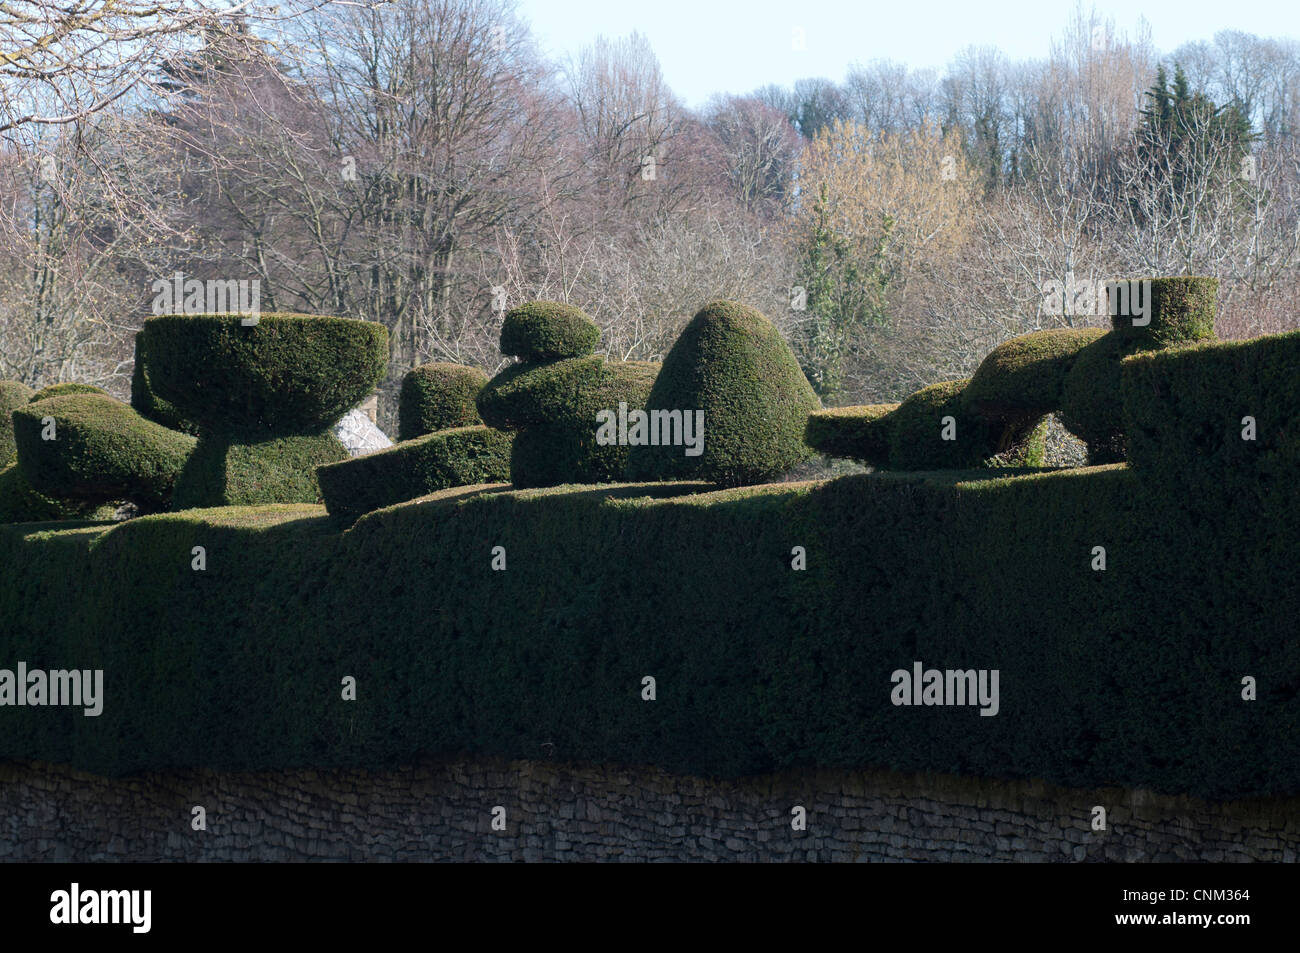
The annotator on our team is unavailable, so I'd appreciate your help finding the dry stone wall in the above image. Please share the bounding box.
[1,757,1296,862]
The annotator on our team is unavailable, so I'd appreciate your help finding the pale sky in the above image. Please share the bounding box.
[514,0,1300,108]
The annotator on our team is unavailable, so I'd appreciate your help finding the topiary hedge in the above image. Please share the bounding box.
[1,380,34,464]
[963,327,1107,426]
[131,328,199,435]
[804,404,898,467]
[499,301,600,361]
[397,363,488,441]
[0,462,115,523]
[29,382,109,403]
[141,314,388,436]
[317,425,513,524]
[173,430,348,509]
[11,394,196,512]
[628,300,820,487]
[1109,275,1218,345]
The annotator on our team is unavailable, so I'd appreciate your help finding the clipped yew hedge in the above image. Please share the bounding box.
[397,363,488,440]
[317,425,513,524]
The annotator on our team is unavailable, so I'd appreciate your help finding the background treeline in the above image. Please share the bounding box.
[4,1,1300,430]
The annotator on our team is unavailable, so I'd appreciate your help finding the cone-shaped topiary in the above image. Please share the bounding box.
[627,300,820,487]
[1,380,35,464]
[141,313,388,436]
[398,362,488,440]
[500,301,600,362]
[11,393,196,512]
[29,382,109,403]
[317,424,513,523]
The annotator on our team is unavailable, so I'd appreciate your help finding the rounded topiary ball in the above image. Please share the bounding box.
[398,362,488,441]
[141,314,388,436]
[627,300,821,487]
[1,380,35,464]
[500,301,600,362]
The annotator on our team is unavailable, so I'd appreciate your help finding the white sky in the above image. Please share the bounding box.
[514,0,1300,108]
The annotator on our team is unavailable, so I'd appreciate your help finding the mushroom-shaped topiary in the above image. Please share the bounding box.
[500,301,600,362]
[138,313,388,506]
[11,393,196,512]
[398,362,488,440]
[1,380,35,464]
[627,300,820,487]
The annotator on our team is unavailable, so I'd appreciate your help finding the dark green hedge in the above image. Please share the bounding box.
[0,457,1293,799]
[11,394,196,511]
[131,330,198,435]
[1109,275,1218,344]
[478,357,659,487]
[963,327,1106,424]
[317,425,513,524]
[627,300,820,486]
[500,301,600,361]
[173,430,348,509]
[1,380,34,464]
[804,404,897,466]
[1059,332,1157,463]
[397,363,487,440]
[0,462,115,523]
[141,314,388,436]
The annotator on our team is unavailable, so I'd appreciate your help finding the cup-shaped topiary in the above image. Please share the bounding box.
[398,362,488,441]
[141,314,388,437]
[627,300,820,487]
[499,301,600,362]
[11,393,196,511]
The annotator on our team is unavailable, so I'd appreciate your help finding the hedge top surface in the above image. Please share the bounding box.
[29,382,109,403]
[397,362,488,440]
[1108,276,1218,344]
[964,327,1107,420]
[142,314,388,435]
[500,301,600,361]
[629,299,820,486]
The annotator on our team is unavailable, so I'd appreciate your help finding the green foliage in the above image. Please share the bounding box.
[173,430,348,509]
[398,363,487,440]
[790,183,890,400]
[628,300,820,486]
[499,301,600,362]
[886,379,1003,469]
[317,425,513,524]
[478,357,659,488]
[29,383,109,403]
[131,329,199,435]
[1109,275,1219,345]
[2,454,1296,799]
[11,394,196,511]
[1,380,35,464]
[1123,330,1300,496]
[141,314,388,436]
[1060,333,1160,463]
[804,403,898,466]
[0,462,114,523]
[963,328,1107,425]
